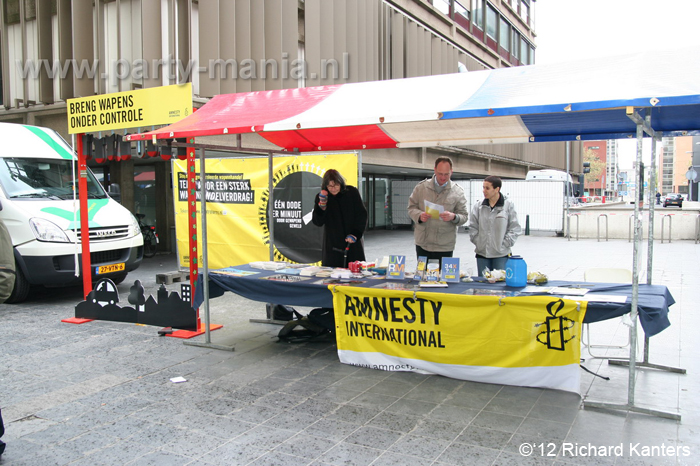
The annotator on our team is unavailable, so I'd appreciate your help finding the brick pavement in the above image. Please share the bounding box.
[0,230,697,465]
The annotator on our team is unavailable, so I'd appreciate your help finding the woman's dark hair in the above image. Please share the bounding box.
[321,169,347,191]
[484,175,502,190]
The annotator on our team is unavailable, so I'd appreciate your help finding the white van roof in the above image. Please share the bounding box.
[0,122,75,161]
[526,170,573,183]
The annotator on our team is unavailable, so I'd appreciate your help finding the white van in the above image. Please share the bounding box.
[526,169,577,206]
[0,123,143,303]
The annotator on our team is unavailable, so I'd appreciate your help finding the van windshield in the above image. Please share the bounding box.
[0,158,107,200]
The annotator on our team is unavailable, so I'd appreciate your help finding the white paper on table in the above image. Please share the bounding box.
[520,286,552,293]
[424,200,444,219]
[562,294,628,303]
[549,287,590,296]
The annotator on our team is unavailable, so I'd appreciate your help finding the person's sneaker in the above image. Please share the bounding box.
[0,439,6,455]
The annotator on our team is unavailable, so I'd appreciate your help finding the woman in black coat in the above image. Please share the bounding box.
[312,169,368,267]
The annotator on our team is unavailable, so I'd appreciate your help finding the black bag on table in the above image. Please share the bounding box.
[277,308,335,343]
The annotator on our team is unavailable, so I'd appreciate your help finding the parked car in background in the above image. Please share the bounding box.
[663,193,684,208]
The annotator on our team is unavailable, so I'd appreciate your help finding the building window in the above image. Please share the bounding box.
[472,0,483,30]
[499,17,510,51]
[520,0,530,23]
[486,4,497,39]
[512,31,519,59]
[4,0,20,24]
[434,0,451,16]
[455,0,470,24]
[520,37,529,63]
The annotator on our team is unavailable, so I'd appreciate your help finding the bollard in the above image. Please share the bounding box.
[661,214,672,243]
[567,213,579,241]
[597,214,608,242]
[628,214,634,243]
[525,214,530,236]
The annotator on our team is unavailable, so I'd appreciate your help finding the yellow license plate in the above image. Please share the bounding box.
[97,263,125,274]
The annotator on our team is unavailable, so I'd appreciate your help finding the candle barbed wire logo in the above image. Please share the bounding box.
[534,299,577,351]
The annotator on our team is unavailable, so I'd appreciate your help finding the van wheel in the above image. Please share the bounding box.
[5,264,31,304]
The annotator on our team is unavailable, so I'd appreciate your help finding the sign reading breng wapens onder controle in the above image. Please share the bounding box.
[66,83,192,134]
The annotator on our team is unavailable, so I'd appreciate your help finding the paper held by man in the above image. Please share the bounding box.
[424,200,444,219]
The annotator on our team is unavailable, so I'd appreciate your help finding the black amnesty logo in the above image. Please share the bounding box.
[534,299,577,351]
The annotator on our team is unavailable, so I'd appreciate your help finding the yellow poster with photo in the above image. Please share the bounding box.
[173,153,358,270]
[332,286,586,393]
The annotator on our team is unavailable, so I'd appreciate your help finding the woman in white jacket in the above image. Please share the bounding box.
[468,176,522,277]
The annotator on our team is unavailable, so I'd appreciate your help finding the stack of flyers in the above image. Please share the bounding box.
[424,259,440,282]
[387,255,406,280]
[441,257,460,283]
[415,256,427,281]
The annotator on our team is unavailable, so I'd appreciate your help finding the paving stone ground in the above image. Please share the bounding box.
[1,229,698,465]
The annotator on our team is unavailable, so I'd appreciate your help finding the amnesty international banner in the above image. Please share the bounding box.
[332,286,587,393]
[173,153,358,269]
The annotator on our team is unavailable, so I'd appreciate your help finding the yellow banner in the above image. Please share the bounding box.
[173,153,358,270]
[67,83,192,134]
[332,286,587,392]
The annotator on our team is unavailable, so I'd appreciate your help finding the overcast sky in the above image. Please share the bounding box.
[534,0,700,169]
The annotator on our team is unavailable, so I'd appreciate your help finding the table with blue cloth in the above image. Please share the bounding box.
[193,264,673,337]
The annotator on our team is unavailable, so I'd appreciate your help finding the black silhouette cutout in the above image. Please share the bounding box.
[75,279,196,330]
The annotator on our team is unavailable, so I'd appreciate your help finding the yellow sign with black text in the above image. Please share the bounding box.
[332,286,586,393]
[67,83,192,134]
[173,153,358,270]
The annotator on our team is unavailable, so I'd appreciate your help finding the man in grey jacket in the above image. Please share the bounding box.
[469,175,522,276]
[408,157,468,264]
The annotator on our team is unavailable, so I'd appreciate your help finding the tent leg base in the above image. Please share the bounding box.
[607,359,686,374]
[183,340,235,351]
[583,401,680,421]
[250,318,288,325]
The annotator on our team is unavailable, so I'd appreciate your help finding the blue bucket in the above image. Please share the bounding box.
[505,255,527,287]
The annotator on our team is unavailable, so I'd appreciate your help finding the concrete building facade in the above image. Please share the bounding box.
[0,0,582,245]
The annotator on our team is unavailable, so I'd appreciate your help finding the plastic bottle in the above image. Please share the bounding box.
[505,255,527,287]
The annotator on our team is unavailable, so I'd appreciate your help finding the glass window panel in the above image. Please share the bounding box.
[434,0,451,16]
[499,18,510,51]
[521,37,528,63]
[455,1,470,21]
[512,31,519,58]
[486,4,497,39]
[473,0,483,29]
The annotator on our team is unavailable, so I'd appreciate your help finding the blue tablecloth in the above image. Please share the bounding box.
[193,265,674,337]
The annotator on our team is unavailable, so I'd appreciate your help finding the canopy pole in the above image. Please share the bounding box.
[565,141,571,233]
[358,150,363,200]
[259,150,276,323]
[608,112,685,375]
[268,151,274,260]
[76,132,93,298]
[584,113,679,420]
[184,148,234,351]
